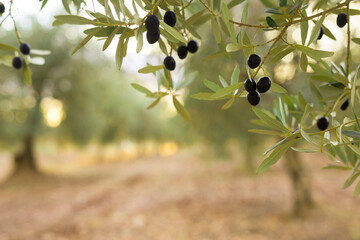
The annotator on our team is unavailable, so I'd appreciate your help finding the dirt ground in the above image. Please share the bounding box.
[0,151,359,240]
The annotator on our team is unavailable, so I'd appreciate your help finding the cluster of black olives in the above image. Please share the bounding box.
[316,99,349,131]
[145,11,177,44]
[164,40,199,71]
[12,43,31,70]
[315,13,348,131]
[145,11,199,72]
[317,13,348,40]
[244,54,271,106]
[244,76,271,106]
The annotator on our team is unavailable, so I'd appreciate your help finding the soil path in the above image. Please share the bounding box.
[0,153,359,240]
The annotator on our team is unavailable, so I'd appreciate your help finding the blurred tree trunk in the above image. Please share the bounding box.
[244,134,256,173]
[14,135,38,173]
[284,149,314,217]
[13,98,41,174]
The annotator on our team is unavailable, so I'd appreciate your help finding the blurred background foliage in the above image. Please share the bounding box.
[0,2,321,172]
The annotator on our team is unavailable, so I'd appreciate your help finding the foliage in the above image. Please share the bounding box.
[1,0,360,195]
[0,21,177,153]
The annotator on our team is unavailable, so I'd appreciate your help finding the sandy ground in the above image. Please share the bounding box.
[0,152,359,240]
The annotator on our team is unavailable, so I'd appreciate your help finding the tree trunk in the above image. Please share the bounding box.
[14,135,38,173]
[284,149,314,217]
[244,134,256,174]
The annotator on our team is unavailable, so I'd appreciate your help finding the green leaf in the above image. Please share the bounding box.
[267,45,288,59]
[131,83,152,95]
[102,26,120,51]
[202,51,227,62]
[228,0,245,9]
[279,0,287,7]
[230,65,240,85]
[265,8,282,15]
[84,26,125,37]
[307,15,325,46]
[300,53,308,72]
[158,38,168,55]
[147,97,161,109]
[72,27,103,55]
[204,80,221,92]
[211,17,222,44]
[249,129,283,136]
[260,0,278,8]
[270,82,287,93]
[212,82,242,99]
[291,147,318,153]
[266,16,277,28]
[222,97,235,110]
[54,15,97,25]
[297,92,307,111]
[62,0,71,14]
[308,81,324,108]
[184,9,205,28]
[160,21,187,44]
[28,57,45,65]
[333,72,348,85]
[191,92,216,100]
[342,130,360,139]
[352,38,360,45]
[225,43,242,53]
[40,0,49,10]
[23,64,32,85]
[31,49,51,55]
[252,107,290,133]
[138,64,164,74]
[295,45,334,61]
[221,2,237,43]
[310,75,334,83]
[268,46,296,66]
[355,181,360,197]
[289,2,302,14]
[173,96,191,122]
[0,43,18,52]
[257,139,298,174]
[343,172,360,189]
[115,33,127,70]
[136,25,144,53]
[323,164,351,170]
[239,3,248,44]
[322,24,336,40]
[218,75,228,88]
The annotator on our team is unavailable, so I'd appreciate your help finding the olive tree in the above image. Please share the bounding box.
[1,0,360,196]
